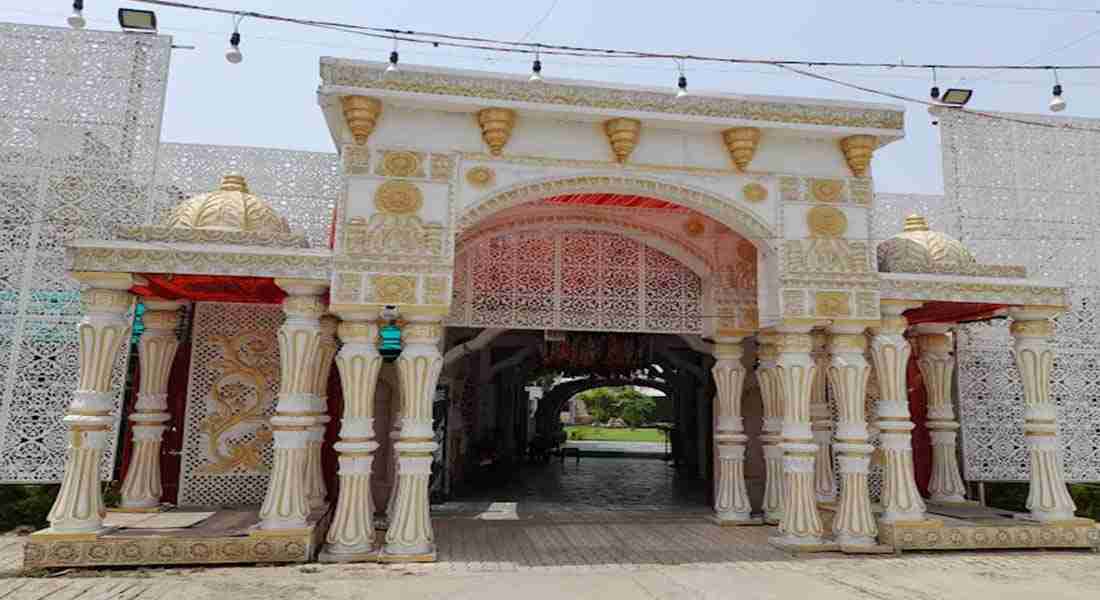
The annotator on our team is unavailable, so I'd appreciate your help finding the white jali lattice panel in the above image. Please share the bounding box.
[448,229,702,333]
[177,302,282,507]
[153,144,340,249]
[0,24,169,482]
[937,108,1100,482]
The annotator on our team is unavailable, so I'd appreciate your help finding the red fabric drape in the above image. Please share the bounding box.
[132,274,287,304]
[322,362,343,500]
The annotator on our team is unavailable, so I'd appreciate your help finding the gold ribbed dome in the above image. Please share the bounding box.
[877,214,976,274]
[164,174,291,235]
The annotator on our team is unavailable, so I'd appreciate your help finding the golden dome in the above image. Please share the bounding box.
[877,214,976,274]
[164,174,291,235]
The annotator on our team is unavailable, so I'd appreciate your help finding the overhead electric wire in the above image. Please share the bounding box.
[124,0,1100,71]
[887,0,1100,15]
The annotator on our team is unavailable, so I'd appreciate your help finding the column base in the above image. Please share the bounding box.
[1017,511,1084,524]
[113,504,167,513]
[768,536,837,553]
[708,514,763,527]
[834,533,877,547]
[879,510,929,524]
[928,494,967,504]
[764,511,783,525]
[318,547,378,563]
[378,548,437,563]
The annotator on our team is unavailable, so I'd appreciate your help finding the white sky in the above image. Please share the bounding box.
[6,1,1100,196]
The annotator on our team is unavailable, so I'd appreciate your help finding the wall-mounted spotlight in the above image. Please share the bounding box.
[118,8,157,32]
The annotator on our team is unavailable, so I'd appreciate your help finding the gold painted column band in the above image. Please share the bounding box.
[1009,308,1077,522]
[49,279,134,533]
[810,332,837,504]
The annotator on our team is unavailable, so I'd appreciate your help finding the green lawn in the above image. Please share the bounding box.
[564,426,665,443]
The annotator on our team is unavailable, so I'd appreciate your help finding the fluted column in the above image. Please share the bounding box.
[774,328,824,545]
[915,323,967,503]
[119,298,184,510]
[711,337,753,524]
[1010,308,1077,522]
[755,332,784,524]
[322,315,384,558]
[810,332,836,504]
[48,273,134,533]
[383,315,443,560]
[827,324,876,546]
[379,408,402,530]
[305,316,338,510]
[869,300,926,523]
[259,279,327,530]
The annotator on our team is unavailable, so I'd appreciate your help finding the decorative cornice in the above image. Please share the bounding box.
[116,225,308,249]
[879,273,1068,307]
[67,242,333,280]
[319,59,905,132]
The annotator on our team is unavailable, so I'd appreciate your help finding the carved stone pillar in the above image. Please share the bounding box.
[711,337,754,524]
[755,332,784,524]
[869,300,926,523]
[48,273,134,533]
[259,279,327,530]
[810,332,836,504]
[380,408,402,530]
[915,323,967,503]
[322,315,384,559]
[827,324,876,547]
[305,316,338,510]
[774,329,824,545]
[119,298,184,510]
[383,315,443,560]
[1009,308,1077,522]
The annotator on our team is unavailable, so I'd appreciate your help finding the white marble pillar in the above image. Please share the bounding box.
[1009,308,1077,522]
[119,298,184,510]
[915,323,967,503]
[48,273,134,533]
[711,337,753,524]
[259,279,327,530]
[774,329,825,545]
[322,315,384,558]
[383,315,443,560]
[755,332,785,524]
[810,331,837,504]
[379,408,402,529]
[305,315,338,510]
[869,300,926,523]
[827,324,877,547]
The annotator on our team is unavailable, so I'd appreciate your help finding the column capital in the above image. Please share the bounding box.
[275,277,329,297]
[1008,306,1064,321]
[71,271,134,290]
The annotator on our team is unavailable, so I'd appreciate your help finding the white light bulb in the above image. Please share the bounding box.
[1049,95,1066,112]
[225,45,242,64]
[676,87,688,99]
[67,9,85,29]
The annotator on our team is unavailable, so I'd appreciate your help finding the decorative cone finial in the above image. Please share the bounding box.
[839,134,877,177]
[476,108,516,156]
[604,118,641,164]
[903,214,929,232]
[341,96,382,145]
[721,127,761,172]
[219,173,249,193]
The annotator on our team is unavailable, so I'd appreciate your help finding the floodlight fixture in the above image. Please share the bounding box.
[939,88,973,106]
[118,8,157,32]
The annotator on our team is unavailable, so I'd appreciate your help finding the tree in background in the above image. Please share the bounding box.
[575,387,617,423]
[615,388,656,428]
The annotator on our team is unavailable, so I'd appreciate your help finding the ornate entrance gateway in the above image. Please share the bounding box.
[25,59,1098,568]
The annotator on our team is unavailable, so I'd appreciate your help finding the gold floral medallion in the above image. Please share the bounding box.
[374,180,423,215]
[465,166,495,188]
[806,206,847,238]
[742,182,768,203]
[379,151,423,177]
[810,178,844,203]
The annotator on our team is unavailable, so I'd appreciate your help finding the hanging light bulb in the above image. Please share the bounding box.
[1049,69,1066,112]
[225,17,243,64]
[385,34,399,76]
[929,67,940,100]
[67,0,86,29]
[675,60,688,99]
[529,46,543,83]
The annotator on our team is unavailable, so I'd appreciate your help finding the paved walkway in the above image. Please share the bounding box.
[564,440,668,455]
[3,516,1100,599]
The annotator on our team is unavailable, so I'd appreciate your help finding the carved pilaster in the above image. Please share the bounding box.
[1009,308,1077,522]
[322,317,384,558]
[383,315,443,560]
[869,300,926,523]
[810,332,836,504]
[304,316,338,510]
[48,273,133,533]
[774,329,824,545]
[827,324,876,546]
[915,324,967,503]
[711,338,752,523]
[755,332,784,524]
[119,299,184,510]
[259,279,327,530]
